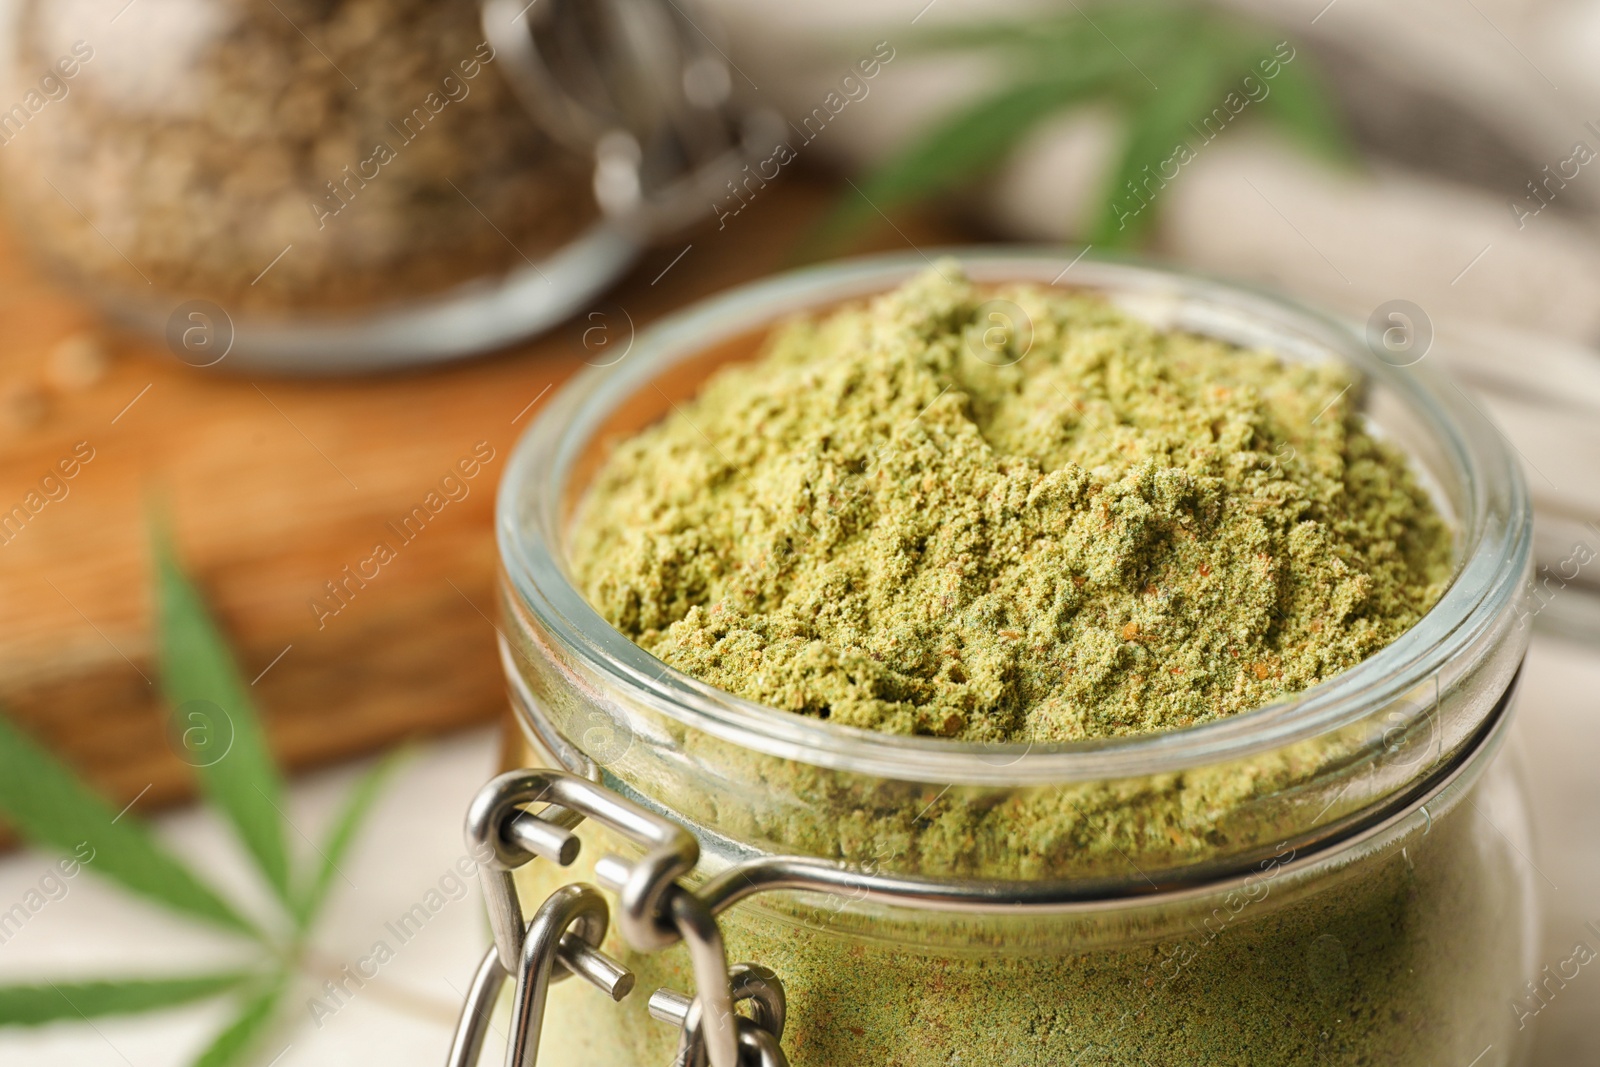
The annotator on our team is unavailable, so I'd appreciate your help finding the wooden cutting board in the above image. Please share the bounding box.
[0,172,962,831]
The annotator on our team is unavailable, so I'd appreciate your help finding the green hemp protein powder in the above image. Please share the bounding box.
[518,267,1525,1066]
[573,265,1451,739]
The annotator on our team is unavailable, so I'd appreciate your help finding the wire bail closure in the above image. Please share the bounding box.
[650,963,788,1067]
[448,768,779,1067]
[481,0,783,240]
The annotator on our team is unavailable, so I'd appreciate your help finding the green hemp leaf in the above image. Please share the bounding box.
[0,518,405,1067]
[825,1,1353,251]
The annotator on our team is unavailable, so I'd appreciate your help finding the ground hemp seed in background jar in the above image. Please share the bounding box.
[0,0,757,369]
[462,253,1539,1067]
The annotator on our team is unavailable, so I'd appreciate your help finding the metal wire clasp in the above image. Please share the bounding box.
[446,768,783,1067]
[481,0,785,240]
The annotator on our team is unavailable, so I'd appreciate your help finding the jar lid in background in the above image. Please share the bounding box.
[486,0,785,241]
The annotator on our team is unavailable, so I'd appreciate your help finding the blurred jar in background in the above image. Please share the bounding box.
[0,0,634,370]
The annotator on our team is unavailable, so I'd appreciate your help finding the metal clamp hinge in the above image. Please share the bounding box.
[444,769,787,1067]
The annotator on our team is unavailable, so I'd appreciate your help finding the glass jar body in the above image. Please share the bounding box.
[0,0,630,369]
[492,250,1538,1066]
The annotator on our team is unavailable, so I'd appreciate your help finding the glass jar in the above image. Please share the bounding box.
[489,251,1536,1066]
[0,0,627,370]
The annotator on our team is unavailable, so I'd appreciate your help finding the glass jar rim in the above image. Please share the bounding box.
[497,248,1530,785]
